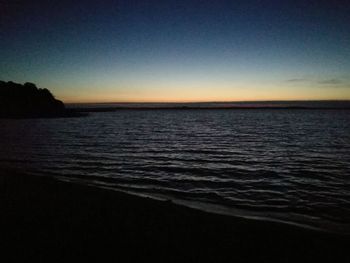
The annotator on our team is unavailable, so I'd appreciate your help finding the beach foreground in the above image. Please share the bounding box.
[1,170,349,262]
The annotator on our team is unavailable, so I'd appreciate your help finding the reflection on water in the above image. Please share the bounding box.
[1,109,350,233]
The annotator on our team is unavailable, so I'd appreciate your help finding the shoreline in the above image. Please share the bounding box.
[1,170,349,261]
[60,175,349,236]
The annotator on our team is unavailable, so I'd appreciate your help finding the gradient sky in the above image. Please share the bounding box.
[1,0,350,102]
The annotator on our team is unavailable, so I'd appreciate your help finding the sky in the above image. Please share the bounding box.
[1,0,350,103]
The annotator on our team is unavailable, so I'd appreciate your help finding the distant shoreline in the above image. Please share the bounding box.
[67,100,350,105]
[72,106,350,113]
[67,100,350,112]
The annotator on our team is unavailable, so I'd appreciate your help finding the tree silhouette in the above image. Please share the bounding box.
[0,81,66,118]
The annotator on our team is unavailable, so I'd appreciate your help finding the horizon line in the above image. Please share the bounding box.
[65,99,350,105]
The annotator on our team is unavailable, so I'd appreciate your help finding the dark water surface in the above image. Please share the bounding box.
[1,109,350,234]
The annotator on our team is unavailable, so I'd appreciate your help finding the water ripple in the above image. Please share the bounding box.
[0,109,349,233]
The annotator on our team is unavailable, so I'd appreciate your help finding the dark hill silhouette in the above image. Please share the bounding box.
[0,81,79,118]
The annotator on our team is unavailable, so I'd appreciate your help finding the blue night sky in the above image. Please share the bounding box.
[1,0,350,102]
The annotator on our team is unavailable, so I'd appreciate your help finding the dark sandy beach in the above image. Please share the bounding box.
[1,170,349,262]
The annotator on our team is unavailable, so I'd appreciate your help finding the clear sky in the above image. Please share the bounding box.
[1,0,350,103]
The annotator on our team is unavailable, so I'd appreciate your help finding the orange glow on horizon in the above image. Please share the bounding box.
[58,89,350,104]
[61,96,350,104]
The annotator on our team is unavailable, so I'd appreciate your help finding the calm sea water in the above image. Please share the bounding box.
[1,109,350,233]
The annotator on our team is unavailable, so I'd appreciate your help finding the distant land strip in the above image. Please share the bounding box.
[72,106,350,113]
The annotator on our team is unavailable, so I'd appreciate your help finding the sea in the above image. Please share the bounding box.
[1,101,350,234]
